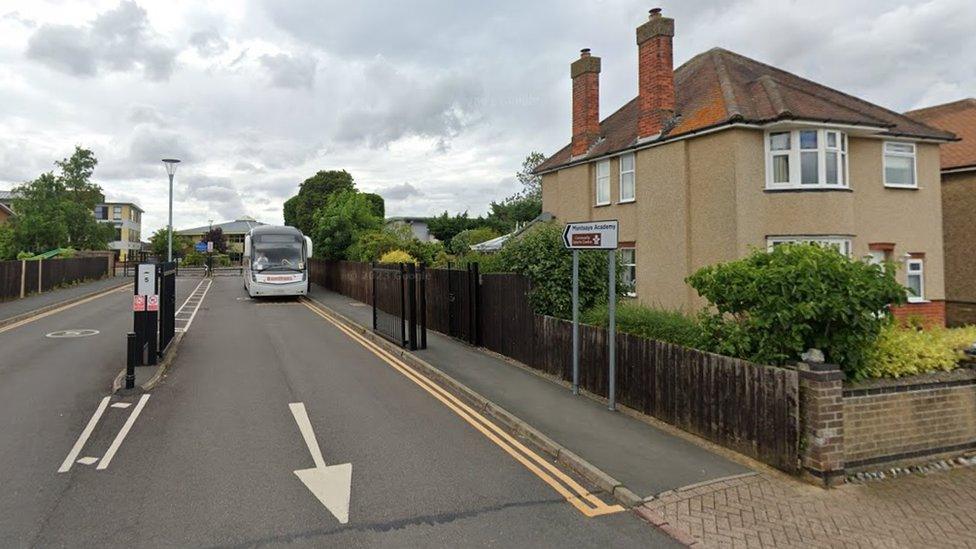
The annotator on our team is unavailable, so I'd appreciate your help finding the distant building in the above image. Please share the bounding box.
[95,202,144,261]
[0,189,14,211]
[177,217,265,262]
[386,216,435,242]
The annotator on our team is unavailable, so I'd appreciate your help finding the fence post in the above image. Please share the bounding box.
[37,259,43,293]
[406,263,418,351]
[20,259,26,298]
[418,264,427,350]
[798,362,846,487]
[371,262,377,331]
[470,262,480,346]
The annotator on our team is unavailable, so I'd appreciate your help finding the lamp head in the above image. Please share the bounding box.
[162,158,181,176]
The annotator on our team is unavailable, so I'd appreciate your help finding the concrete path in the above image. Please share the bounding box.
[0,276,130,324]
[308,285,751,499]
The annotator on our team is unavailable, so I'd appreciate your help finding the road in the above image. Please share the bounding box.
[0,277,676,547]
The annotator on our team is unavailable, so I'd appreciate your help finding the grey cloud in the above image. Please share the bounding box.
[259,53,317,89]
[25,1,176,81]
[128,104,166,125]
[379,182,422,201]
[183,175,247,220]
[189,28,228,57]
[128,125,195,165]
[335,58,483,147]
[3,11,35,28]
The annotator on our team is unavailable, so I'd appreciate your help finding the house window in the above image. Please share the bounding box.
[112,206,122,220]
[619,154,635,202]
[595,160,610,205]
[620,247,636,296]
[94,205,108,220]
[767,236,852,257]
[906,258,925,302]
[114,227,122,241]
[765,129,848,189]
[884,142,916,188]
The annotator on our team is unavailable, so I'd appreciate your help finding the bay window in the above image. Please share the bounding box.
[884,142,916,188]
[765,129,848,189]
[619,153,635,202]
[595,160,610,205]
[767,236,852,257]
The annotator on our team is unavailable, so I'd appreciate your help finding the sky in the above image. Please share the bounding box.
[0,0,973,235]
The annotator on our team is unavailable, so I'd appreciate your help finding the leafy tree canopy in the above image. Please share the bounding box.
[203,226,228,253]
[283,170,357,235]
[311,190,383,260]
[149,228,193,258]
[9,146,113,255]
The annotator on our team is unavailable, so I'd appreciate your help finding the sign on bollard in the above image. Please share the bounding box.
[147,294,159,312]
[563,219,620,411]
[132,294,146,311]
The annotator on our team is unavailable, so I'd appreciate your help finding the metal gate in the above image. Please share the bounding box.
[372,262,426,350]
[158,261,176,351]
[446,262,480,345]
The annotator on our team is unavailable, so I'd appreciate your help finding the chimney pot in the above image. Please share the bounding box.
[580,48,591,57]
[650,7,662,17]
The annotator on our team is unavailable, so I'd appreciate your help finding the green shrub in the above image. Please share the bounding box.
[448,227,499,254]
[687,243,907,377]
[350,225,444,265]
[582,302,703,348]
[863,325,976,378]
[182,251,205,266]
[496,222,620,318]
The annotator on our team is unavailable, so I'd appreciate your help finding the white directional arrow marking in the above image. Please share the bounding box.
[288,402,352,524]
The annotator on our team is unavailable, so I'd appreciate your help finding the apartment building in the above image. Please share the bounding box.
[95,202,144,261]
[535,9,955,324]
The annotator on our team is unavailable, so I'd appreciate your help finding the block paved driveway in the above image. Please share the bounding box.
[641,466,976,547]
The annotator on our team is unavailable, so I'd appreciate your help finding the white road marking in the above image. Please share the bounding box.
[174,279,206,316]
[58,396,111,473]
[289,402,352,524]
[76,457,98,466]
[110,402,131,409]
[96,394,150,470]
[178,279,212,333]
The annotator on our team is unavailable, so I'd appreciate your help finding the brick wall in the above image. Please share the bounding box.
[947,301,976,328]
[843,370,976,470]
[890,300,946,327]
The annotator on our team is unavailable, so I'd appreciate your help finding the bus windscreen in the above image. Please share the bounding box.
[252,234,304,271]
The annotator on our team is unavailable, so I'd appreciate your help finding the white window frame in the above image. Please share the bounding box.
[620,247,636,296]
[906,258,925,303]
[883,141,917,188]
[766,236,853,257]
[764,129,849,190]
[619,153,635,203]
[595,160,610,206]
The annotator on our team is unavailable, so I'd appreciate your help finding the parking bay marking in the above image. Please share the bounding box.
[300,299,624,518]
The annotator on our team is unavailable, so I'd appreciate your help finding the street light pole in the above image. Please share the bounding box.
[161,159,181,262]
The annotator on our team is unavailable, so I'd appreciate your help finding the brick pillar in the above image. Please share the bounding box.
[798,362,846,487]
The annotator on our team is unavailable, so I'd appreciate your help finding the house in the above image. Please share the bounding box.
[535,9,955,324]
[95,202,144,261]
[0,190,16,224]
[385,216,436,242]
[177,217,265,262]
[906,99,976,326]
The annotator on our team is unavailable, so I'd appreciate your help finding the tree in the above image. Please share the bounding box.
[149,228,192,258]
[350,225,444,265]
[486,195,541,233]
[362,192,385,219]
[283,170,356,235]
[427,211,481,242]
[203,226,227,253]
[9,147,113,254]
[0,224,16,260]
[448,226,499,255]
[311,191,382,260]
[515,151,547,201]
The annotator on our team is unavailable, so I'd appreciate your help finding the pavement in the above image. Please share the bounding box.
[0,276,130,324]
[0,277,677,548]
[307,285,751,499]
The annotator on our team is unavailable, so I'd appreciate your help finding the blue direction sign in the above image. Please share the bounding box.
[195,241,207,253]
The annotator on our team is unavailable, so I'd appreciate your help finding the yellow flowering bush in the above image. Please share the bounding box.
[862,325,976,378]
[378,249,416,264]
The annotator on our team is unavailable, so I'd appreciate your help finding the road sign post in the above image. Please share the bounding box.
[563,220,619,410]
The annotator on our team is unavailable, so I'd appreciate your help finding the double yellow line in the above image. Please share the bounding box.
[300,297,624,518]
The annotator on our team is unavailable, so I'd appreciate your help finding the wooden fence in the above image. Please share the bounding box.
[0,257,110,301]
[308,259,800,472]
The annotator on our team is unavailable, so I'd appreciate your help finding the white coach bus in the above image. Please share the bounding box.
[243,225,313,297]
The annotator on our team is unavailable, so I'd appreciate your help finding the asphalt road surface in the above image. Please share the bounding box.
[1,277,677,547]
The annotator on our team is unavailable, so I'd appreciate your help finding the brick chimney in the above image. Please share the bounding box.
[570,48,601,157]
[636,8,675,139]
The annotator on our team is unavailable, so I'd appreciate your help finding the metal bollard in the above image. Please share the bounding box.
[125,332,137,389]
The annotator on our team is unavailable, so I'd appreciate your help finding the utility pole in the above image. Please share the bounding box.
[161,159,181,262]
